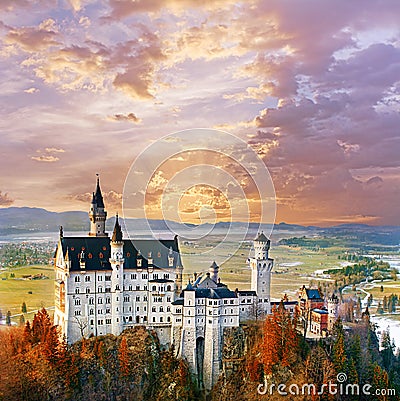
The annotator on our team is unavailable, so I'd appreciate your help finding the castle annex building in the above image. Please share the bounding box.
[54,177,274,390]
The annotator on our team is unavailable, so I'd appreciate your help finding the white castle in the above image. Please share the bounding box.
[54,177,273,390]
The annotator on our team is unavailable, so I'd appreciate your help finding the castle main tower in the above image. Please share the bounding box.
[89,174,107,237]
[249,232,273,315]
[110,214,124,335]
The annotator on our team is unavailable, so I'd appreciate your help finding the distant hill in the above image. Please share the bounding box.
[0,207,399,245]
[0,207,88,234]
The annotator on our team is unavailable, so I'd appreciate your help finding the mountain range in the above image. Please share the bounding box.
[0,207,399,246]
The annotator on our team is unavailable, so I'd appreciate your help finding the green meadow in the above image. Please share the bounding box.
[180,239,344,298]
[1,238,398,324]
[0,265,55,324]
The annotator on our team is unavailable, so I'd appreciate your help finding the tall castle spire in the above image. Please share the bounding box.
[89,174,108,237]
[94,174,105,209]
[111,213,123,243]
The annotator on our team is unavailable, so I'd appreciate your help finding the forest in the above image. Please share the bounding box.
[0,307,399,401]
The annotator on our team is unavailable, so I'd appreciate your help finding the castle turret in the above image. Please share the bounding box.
[110,214,124,334]
[89,174,107,237]
[173,235,183,295]
[180,282,196,375]
[254,232,270,259]
[209,261,219,283]
[250,231,273,315]
[327,293,339,331]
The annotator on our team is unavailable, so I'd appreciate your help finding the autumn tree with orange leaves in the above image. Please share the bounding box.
[260,302,301,375]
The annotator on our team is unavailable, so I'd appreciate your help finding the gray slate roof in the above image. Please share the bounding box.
[194,287,237,299]
[60,236,182,272]
[305,288,323,300]
[255,232,269,242]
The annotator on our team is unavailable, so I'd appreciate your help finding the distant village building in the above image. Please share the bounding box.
[310,308,328,336]
[298,286,325,331]
[53,176,275,391]
[327,293,340,331]
[296,286,346,337]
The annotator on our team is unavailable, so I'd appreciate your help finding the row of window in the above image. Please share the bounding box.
[91,319,112,326]
[76,294,174,305]
[74,284,173,294]
[74,273,171,283]
[151,306,171,312]
[240,298,253,303]
[76,305,175,315]
[183,318,236,325]
[186,317,235,324]
[77,297,237,309]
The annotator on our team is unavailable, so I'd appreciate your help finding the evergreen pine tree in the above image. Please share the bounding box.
[383,295,388,311]
[346,358,359,401]
[332,332,346,374]
[380,329,394,371]
[349,333,362,375]
[372,364,389,401]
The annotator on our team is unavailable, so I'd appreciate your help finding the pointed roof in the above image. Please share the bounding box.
[305,288,323,300]
[185,281,194,291]
[255,231,269,242]
[112,213,123,242]
[94,174,105,208]
[210,261,219,270]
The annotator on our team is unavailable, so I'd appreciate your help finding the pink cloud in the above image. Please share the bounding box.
[0,191,14,206]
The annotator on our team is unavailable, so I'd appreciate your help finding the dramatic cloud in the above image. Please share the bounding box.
[24,87,39,94]
[31,147,65,163]
[45,147,65,153]
[109,113,141,123]
[70,190,123,212]
[0,0,399,224]
[31,155,59,162]
[0,191,14,206]
[5,19,59,52]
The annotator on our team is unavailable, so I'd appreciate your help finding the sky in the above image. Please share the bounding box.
[0,0,399,226]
